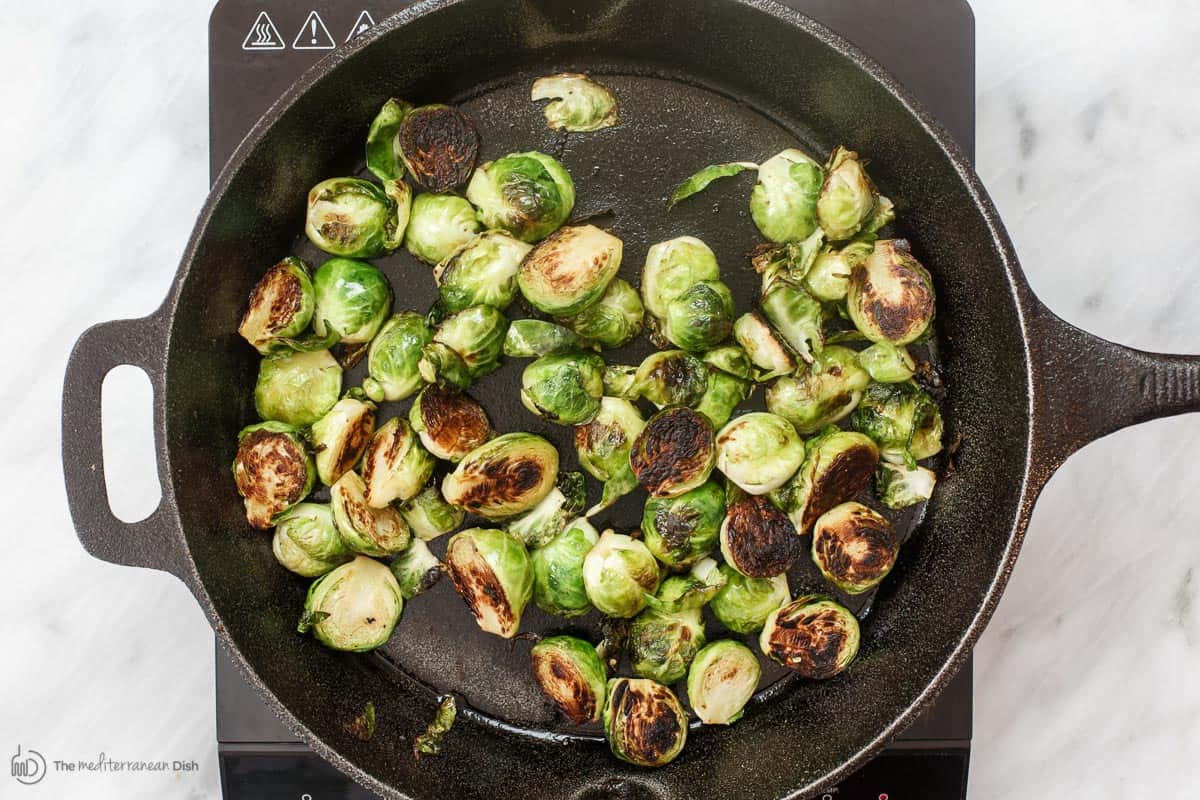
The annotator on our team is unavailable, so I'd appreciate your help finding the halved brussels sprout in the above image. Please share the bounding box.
[442,433,559,520]
[418,304,507,389]
[467,151,575,243]
[400,483,466,541]
[312,258,393,345]
[582,529,660,618]
[645,558,727,613]
[503,319,593,358]
[331,471,411,556]
[629,599,706,685]
[633,350,709,409]
[305,177,409,258]
[518,224,622,316]
[749,149,824,243]
[703,345,756,381]
[520,352,605,425]
[444,527,533,638]
[640,236,721,320]
[710,565,789,634]
[733,313,796,381]
[298,556,403,652]
[715,412,805,495]
[662,280,735,352]
[365,97,412,182]
[630,407,716,498]
[271,503,353,577]
[363,312,432,403]
[531,73,619,132]
[530,635,609,725]
[760,280,823,365]
[531,518,599,618]
[765,345,871,434]
[561,278,643,348]
[771,429,879,534]
[603,678,687,768]
[507,472,586,548]
[404,193,481,266]
[817,146,878,241]
[812,501,900,595]
[254,349,342,427]
[409,385,493,462]
[876,461,937,509]
[397,104,479,193]
[695,369,751,430]
[574,397,644,514]
[310,394,376,486]
[602,363,639,398]
[642,480,725,568]
[759,594,860,678]
[434,230,532,312]
[804,241,873,302]
[720,494,801,578]
[238,258,315,354]
[687,640,761,725]
[360,417,435,508]
[850,380,943,465]
[233,422,315,529]
[846,239,935,345]
[390,538,443,600]
[858,342,917,383]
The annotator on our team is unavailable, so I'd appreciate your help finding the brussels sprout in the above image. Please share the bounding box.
[766,345,871,434]
[668,161,757,209]
[467,151,575,243]
[752,229,825,288]
[695,369,751,430]
[530,635,609,724]
[531,518,599,617]
[254,349,342,426]
[561,278,643,348]
[629,599,705,685]
[298,556,403,652]
[520,352,605,425]
[390,538,442,600]
[817,146,878,241]
[642,481,725,568]
[408,385,492,463]
[720,494,801,578]
[444,527,533,638]
[503,319,593,358]
[846,239,935,346]
[858,342,916,383]
[812,501,900,594]
[733,313,796,381]
[331,471,411,556]
[760,280,823,365]
[360,417,436,508]
[362,312,432,403]
[760,594,860,678]
[641,236,721,320]
[804,241,873,302]
[233,422,315,529]
[602,363,639,398]
[603,678,687,768]
[518,224,623,316]
[271,503,353,577]
[434,231,532,312]
[507,472,586,548]
[645,557,727,613]
[400,483,466,541]
[633,350,709,409]
[582,530,660,618]
[311,258,392,345]
[715,412,805,495]
[442,433,559,520]
[239,258,316,354]
[703,345,756,381]
[661,280,735,352]
[574,397,645,514]
[750,148,824,243]
[309,395,376,487]
[418,304,507,389]
[365,97,412,182]
[850,381,943,465]
[404,194,481,266]
[532,73,619,132]
[876,461,937,509]
[305,177,409,258]
[397,104,479,193]
[687,640,761,725]
[710,565,789,634]
[771,429,879,534]
[630,407,716,498]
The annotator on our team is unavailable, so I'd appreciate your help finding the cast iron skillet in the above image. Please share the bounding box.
[61,1,1200,797]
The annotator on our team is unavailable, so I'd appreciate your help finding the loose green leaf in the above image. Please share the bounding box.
[296,609,330,634]
[413,696,457,759]
[345,701,377,742]
[668,162,757,209]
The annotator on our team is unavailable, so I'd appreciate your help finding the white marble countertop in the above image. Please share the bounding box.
[2,0,1198,797]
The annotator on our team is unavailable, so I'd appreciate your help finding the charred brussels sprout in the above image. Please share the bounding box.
[404,193,481,266]
[518,224,623,316]
[400,483,466,541]
[766,345,870,434]
[531,518,598,618]
[812,501,900,594]
[582,530,660,618]
[507,472,587,548]
[467,151,575,243]
[760,594,861,678]
[271,503,353,577]
[238,258,315,354]
[858,341,916,383]
[442,433,559,520]
[310,394,376,486]
[771,429,879,535]
[715,412,805,495]
[850,381,943,465]
[360,417,436,508]
[720,494,801,578]
[817,146,878,241]
[418,304,507,389]
[520,352,606,425]
[503,319,592,358]
[687,640,761,725]
[298,556,403,652]
[876,462,937,509]
[434,230,532,312]
[733,313,796,381]
[695,369,751,430]
[254,349,342,427]
[305,177,409,258]
[444,527,533,638]
[847,240,935,345]
[642,480,725,568]
[532,73,619,132]
[409,385,493,462]
[805,242,873,303]
[641,236,721,320]
[574,397,645,514]
[603,678,687,768]
[710,565,789,634]
[662,280,735,352]
[630,407,717,498]
[760,279,823,365]
[331,471,410,556]
[629,598,706,685]
[530,635,609,725]
[363,312,432,403]
[365,97,412,182]
[397,104,479,193]
[632,350,710,409]
[750,149,824,243]
[562,278,644,348]
[312,258,392,345]
[390,538,442,600]
[233,422,315,529]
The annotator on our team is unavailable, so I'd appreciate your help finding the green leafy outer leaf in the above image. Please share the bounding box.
[668,162,757,209]
[413,696,457,758]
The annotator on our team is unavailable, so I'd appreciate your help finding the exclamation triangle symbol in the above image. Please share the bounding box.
[293,11,335,50]
[241,11,284,50]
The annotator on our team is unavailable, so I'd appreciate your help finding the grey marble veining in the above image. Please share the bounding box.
[1,0,1197,797]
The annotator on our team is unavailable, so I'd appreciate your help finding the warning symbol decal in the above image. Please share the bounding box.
[346,10,377,42]
[242,11,285,51]
[293,10,336,50]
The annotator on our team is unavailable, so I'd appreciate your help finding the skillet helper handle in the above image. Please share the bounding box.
[62,313,184,577]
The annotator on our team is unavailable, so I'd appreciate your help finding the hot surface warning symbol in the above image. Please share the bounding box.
[346,10,377,42]
[293,11,335,50]
[242,11,285,50]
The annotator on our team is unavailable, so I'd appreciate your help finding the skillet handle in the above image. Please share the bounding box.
[62,312,185,578]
